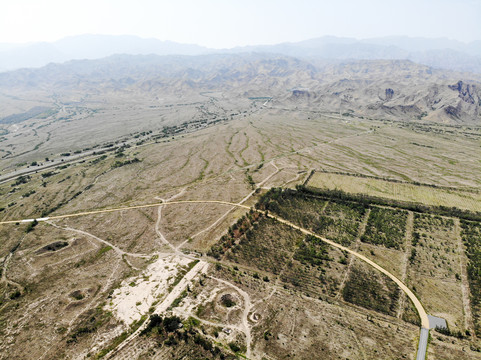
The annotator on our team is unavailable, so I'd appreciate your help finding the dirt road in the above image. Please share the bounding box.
[1,198,430,359]
[0,199,429,329]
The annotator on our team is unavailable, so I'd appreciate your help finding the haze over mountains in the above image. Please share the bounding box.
[1,5,481,358]
[1,34,481,73]
[1,52,480,128]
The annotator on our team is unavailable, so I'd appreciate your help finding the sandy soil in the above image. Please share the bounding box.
[107,254,191,324]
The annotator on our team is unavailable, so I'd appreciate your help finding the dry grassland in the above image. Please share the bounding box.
[308,172,481,212]
[1,102,480,359]
[406,214,466,331]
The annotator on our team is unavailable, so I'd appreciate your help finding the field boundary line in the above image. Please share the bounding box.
[0,197,430,358]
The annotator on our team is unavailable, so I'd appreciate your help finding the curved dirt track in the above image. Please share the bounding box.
[0,198,430,357]
[268,213,429,329]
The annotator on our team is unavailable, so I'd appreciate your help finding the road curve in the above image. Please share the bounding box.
[0,198,429,358]
[0,199,429,328]
[269,214,430,329]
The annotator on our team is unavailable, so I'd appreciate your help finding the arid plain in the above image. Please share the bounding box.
[0,55,480,359]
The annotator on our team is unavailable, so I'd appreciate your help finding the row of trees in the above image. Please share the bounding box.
[461,220,481,336]
[297,185,481,222]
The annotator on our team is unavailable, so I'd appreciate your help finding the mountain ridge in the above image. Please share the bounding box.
[0,53,479,125]
[1,34,481,74]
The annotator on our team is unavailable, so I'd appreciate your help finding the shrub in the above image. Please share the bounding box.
[228,342,241,353]
[221,294,236,307]
[25,219,38,233]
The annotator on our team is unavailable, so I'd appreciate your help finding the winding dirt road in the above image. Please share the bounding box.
[0,197,430,358]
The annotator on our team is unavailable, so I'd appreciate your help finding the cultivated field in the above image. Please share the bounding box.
[308,171,481,212]
[254,189,481,357]
[1,87,480,359]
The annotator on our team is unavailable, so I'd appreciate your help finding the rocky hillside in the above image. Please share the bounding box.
[0,54,479,124]
[283,60,481,124]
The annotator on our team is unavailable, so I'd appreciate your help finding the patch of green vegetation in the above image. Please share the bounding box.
[111,157,141,169]
[210,205,340,297]
[41,171,56,178]
[90,154,108,164]
[342,262,399,316]
[75,245,113,268]
[224,130,239,163]
[409,247,417,264]
[183,316,200,330]
[245,171,255,188]
[139,314,229,357]
[293,234,331,266]
[434,324,466,339]
[460,219,481,336]
[22,189,36,198]
[12,175,30,186]
[169,290,188,309]
[411,213,458,280]
[300,185,481,222]
[239,134,249,167]
[208,210,264,260]
[197,157,209,181]
[195,304,205,317]
[211,211,301,276]
[361,207,407,249]
[96,246,112,259]
[147,254,159,264]
[220,294,236,307]
[257,188,366,246]
[67,306,112,344]
[25,219,38,233]
[228,342,241,353]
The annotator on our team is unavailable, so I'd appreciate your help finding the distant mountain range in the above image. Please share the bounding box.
[1,53,479,125]
[1,34,481,73]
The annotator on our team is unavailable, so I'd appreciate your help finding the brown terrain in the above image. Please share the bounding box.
[0,54,480,359]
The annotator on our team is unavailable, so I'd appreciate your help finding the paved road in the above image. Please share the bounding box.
[416,328,429,360]
[0,198,430,359]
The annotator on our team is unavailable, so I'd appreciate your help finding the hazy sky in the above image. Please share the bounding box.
[1,0,480,47]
